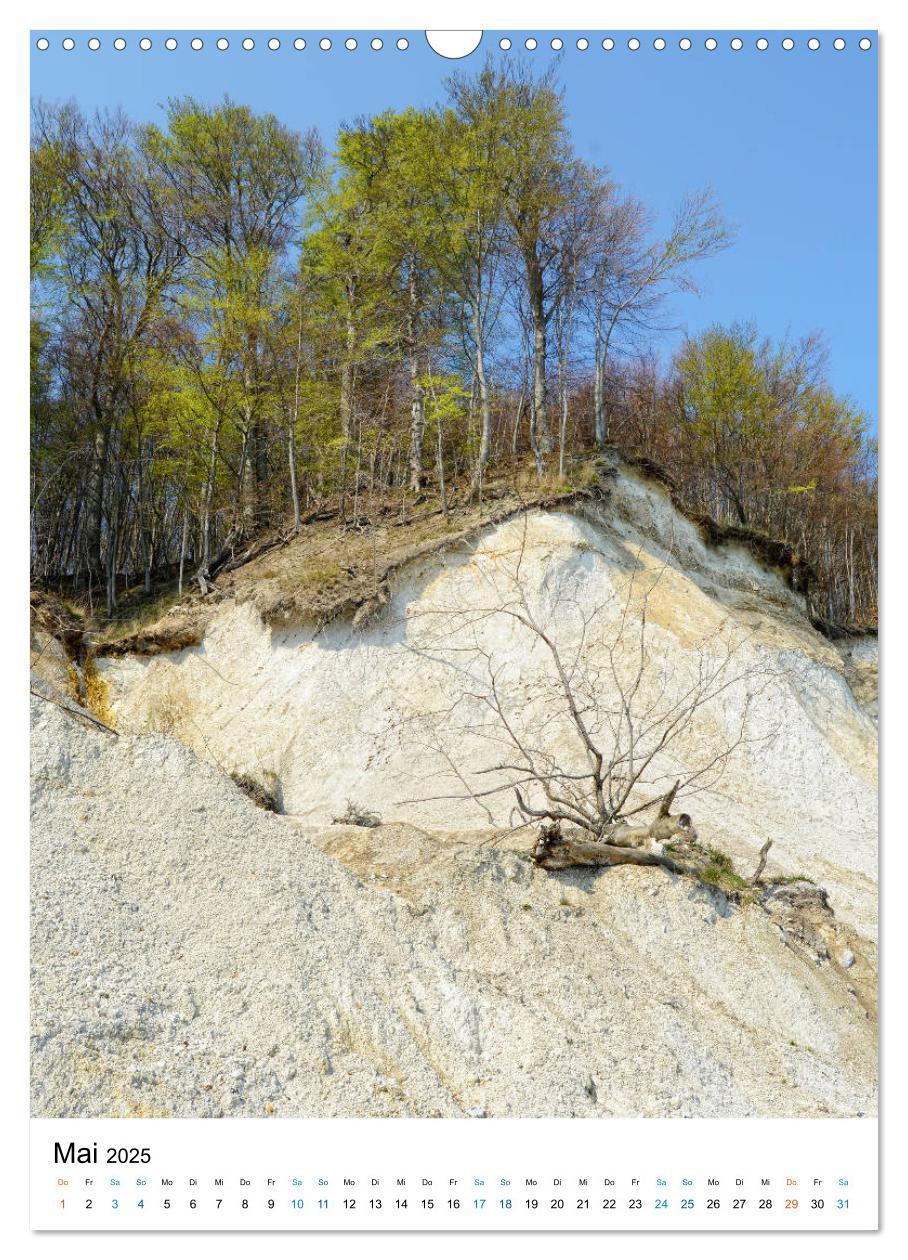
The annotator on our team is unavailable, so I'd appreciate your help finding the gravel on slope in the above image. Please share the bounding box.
[31,696,876,1120]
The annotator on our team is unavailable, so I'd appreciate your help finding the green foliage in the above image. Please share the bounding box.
[29,72,875,631]
[677,322,869,529]
[422,372,471,447]
[30,132,71,275]
[698,847,752,895]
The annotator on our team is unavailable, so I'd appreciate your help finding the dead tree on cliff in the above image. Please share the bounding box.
[403,513,777,874]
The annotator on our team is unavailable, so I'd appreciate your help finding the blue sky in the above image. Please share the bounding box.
[31,30,878,425]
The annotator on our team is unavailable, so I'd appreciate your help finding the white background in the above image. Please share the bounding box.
[3,2,900,1256]
[29,1116,880,1230]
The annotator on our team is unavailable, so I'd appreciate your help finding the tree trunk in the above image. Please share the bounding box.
[594,319,606,447]
[436,419,448,519]
[84,425,109,585]
[289,294,304,534]
[511,387,526,458]
[526,253,551,456]
[201,422,220,569]
[408,363,426,492]
[239,421,255,535]
[254,420,269,529]
[527,400,545,480]
[339,281,357,442]
[557,292,574,480]
[105,524,117,618]
[178,508,189,598]
[559,381,569,480]
[471,323,493,494]
[407,269,427,491]
[241,323,268,533]
[534,834,695,875]
[288,423,300,534]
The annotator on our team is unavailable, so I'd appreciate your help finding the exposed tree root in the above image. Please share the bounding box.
[532,782,703,876]
[533,823,700,877]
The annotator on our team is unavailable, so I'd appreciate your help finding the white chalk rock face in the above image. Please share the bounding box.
[100,469,878,941]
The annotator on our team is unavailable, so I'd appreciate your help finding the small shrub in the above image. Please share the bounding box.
[332,798,382,828]
[232,772,282,813]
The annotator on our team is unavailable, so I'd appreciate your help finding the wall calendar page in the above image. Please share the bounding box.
[24,9,881,1246]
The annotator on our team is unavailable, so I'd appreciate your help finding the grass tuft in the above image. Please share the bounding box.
[101,588,184,644]
[697,846,753,895]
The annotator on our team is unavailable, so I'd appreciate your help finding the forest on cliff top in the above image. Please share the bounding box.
[30,61,876,626]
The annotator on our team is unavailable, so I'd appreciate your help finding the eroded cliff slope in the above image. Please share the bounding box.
[31,460,878,1117]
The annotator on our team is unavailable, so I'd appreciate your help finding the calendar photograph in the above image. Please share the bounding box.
[29,28,877,1138]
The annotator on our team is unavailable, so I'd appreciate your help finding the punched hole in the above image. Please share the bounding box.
[425,31,482,58]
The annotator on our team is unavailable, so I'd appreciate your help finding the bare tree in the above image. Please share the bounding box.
[587,188,733,447]
[401,511,777,875]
